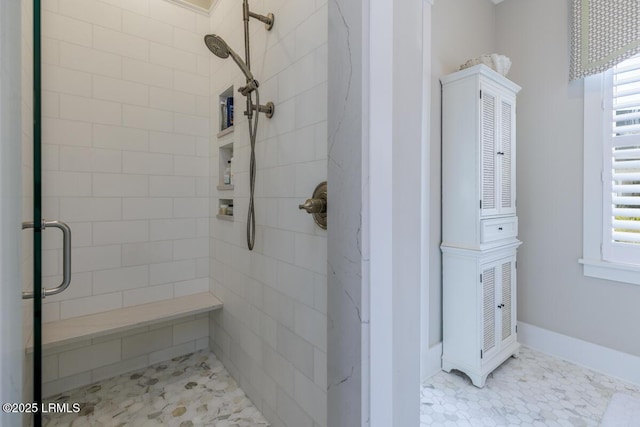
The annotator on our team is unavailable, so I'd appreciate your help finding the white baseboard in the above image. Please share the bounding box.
[421,325,640,387]
[421,342,443,383]
[519,322,640,387]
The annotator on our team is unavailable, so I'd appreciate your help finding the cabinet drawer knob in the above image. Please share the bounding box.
[498,227,503,231]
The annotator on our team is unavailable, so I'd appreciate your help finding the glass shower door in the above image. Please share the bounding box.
[30,0,218,423]
[27,1,43,425]
[25,2,73,424]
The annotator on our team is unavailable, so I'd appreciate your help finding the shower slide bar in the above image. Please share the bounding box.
[22,219,71,299]
[205,0,275,250]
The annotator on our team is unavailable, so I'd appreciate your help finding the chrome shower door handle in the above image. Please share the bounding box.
[22,220,72,299]
[42,220,72,297]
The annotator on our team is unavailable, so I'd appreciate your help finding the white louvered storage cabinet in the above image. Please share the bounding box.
[441,65,522,387]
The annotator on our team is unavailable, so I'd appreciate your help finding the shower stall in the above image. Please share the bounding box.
[18,0,329,425]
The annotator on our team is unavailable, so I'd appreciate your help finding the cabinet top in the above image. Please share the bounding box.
[440,64,521,93]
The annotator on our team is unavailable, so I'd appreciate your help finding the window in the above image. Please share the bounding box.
[581,55,640,284]
[603,56,640,265]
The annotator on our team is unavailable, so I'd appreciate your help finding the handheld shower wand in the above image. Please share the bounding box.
[204,33,274,116]
[204,34,258,95]
[204,4,275,251]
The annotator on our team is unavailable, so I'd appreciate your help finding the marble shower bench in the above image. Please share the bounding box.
[25,292,223,397]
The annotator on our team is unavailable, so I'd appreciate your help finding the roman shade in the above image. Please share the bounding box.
[570,0,640,80]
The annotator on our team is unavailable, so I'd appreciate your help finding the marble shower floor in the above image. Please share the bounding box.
[43,351,269,427]
[421,346,640,426]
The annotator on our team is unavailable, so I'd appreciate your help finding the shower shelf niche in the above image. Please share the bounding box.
[217,86,234,136]
[217,198,234,221]
[218,141,234,190]
[217,126,234,139]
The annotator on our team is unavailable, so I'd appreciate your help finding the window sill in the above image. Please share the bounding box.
[579,258,640,286]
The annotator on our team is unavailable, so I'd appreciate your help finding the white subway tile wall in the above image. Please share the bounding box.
[40,0,212,323]
[36,0,328,425]
[209,0,328,426]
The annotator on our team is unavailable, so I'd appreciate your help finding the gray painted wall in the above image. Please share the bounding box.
[496,0,640,357]
[431,0,640,358]
[429,0,496,346]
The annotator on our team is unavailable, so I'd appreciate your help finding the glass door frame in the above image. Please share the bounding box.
[32,0,43,425]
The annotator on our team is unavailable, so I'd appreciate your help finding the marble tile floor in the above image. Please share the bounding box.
[41,344,640,426]
[421,346,640,427]
[43,351,269,427]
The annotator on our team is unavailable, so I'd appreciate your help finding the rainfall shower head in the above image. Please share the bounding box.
[204,34,256,85]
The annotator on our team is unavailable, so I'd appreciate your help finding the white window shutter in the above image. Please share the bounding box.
[603,55,640,263]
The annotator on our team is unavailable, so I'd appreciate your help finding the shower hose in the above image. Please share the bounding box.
[246,89,259,250]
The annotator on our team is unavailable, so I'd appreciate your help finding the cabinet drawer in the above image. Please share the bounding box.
[481,217,518,243]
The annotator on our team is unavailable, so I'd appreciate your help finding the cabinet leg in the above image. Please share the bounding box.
[441,360,453,373]
[512,350,520,359]
[469,372,488,388]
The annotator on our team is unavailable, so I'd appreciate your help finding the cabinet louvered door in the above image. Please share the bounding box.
[499,258,516,347]
[481,87,517,218]
[481,255,517,365]
[480,90,499,217]
[481,265,499,361]
[499,98,516,215]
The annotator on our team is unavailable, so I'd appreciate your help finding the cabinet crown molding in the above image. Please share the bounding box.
[440,64,521,94]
